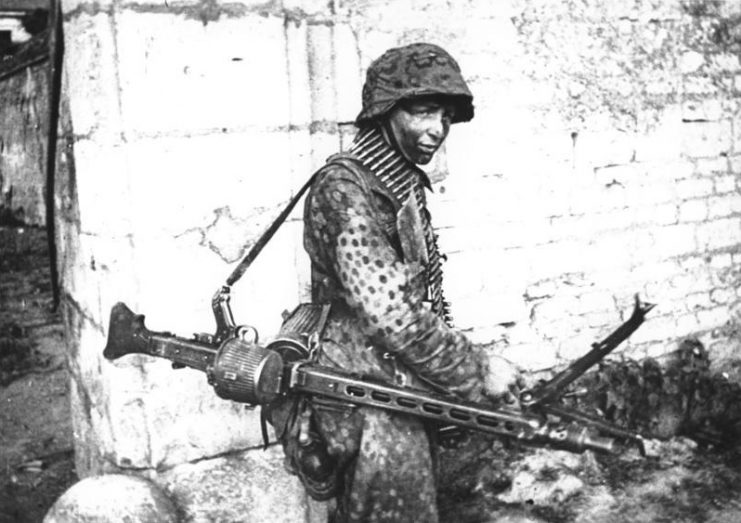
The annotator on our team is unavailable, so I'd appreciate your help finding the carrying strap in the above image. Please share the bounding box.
[225,157,351,287]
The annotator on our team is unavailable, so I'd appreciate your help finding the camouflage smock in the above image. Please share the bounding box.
[303,126,489,522]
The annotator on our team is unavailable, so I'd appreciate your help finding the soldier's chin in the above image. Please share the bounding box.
[414,151,435,165]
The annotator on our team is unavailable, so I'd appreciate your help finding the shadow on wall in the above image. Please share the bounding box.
[0,187,26,226]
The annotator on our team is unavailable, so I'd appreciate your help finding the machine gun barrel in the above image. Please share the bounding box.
[290,364,615,453]
[522,294,655,408]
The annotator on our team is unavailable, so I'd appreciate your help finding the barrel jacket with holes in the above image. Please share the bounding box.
[302,152,488,522]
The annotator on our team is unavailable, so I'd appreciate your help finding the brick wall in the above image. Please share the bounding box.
[57,0,741,519]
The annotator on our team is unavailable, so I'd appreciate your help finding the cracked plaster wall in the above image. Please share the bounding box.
[56,0,741,520]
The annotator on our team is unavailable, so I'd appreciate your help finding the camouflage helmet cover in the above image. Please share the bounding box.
[356,43,475,126]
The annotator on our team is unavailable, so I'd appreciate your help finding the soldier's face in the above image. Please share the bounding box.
[388,98,455,165]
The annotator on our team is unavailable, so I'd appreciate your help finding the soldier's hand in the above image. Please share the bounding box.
[482,353,524,405]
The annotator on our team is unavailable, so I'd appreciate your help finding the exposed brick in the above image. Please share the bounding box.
[729,154,741,174]
[678,198,708,222]
[630,315,677,344]
[685,292,713,311]
[695,157,729,176]
[675,313,701,337]
[676,177,715,199]
[710,288,736,305]
[709,252,734,269]
[645,160,694,182]
[682,99,724,122]
[696,217,741,251]
[707,194,741,218]
[714,174,738,193]
[648,223,696,258]
[577,290,617,313]
[697,307,731,331]
[680,120,733,158]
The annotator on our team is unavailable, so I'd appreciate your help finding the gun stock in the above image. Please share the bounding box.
[104,302,218,372]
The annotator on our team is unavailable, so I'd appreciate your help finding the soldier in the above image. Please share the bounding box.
[280,43,521,522]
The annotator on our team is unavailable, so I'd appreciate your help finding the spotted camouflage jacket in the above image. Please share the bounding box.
[298,129,490,521]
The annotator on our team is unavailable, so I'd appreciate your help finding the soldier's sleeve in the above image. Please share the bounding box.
[306,165,487,401]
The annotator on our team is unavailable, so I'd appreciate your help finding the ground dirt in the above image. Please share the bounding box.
[0,226,75,523]
[1,224,740,522]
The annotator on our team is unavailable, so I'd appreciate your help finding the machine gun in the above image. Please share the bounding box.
[103,287,655,455]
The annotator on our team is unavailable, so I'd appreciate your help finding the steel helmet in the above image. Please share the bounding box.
[356,43,474,126]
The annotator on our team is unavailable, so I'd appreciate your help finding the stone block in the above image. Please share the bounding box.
[72,141,134,235]
[680,120,733,158]
[63,12,123,143]
[115,11,290,136]
[44,474,178,523]
[696,217,741,251]
[157,446,325,523]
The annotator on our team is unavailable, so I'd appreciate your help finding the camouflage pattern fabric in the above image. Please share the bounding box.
[356,42,474,126]
[302,136,488,521]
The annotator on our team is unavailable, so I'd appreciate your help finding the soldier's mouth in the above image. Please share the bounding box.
[417,144,438,154]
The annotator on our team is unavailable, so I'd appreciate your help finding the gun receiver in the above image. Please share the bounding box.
[103,294,655,455]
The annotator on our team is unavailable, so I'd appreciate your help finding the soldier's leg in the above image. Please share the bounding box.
[336,409,438,523]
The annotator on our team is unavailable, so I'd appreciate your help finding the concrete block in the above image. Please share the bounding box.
[678,198,708,222]
[63,12,123,143]
[696,217,741,251]
[680,120,733,158]
[115,11,290,136]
